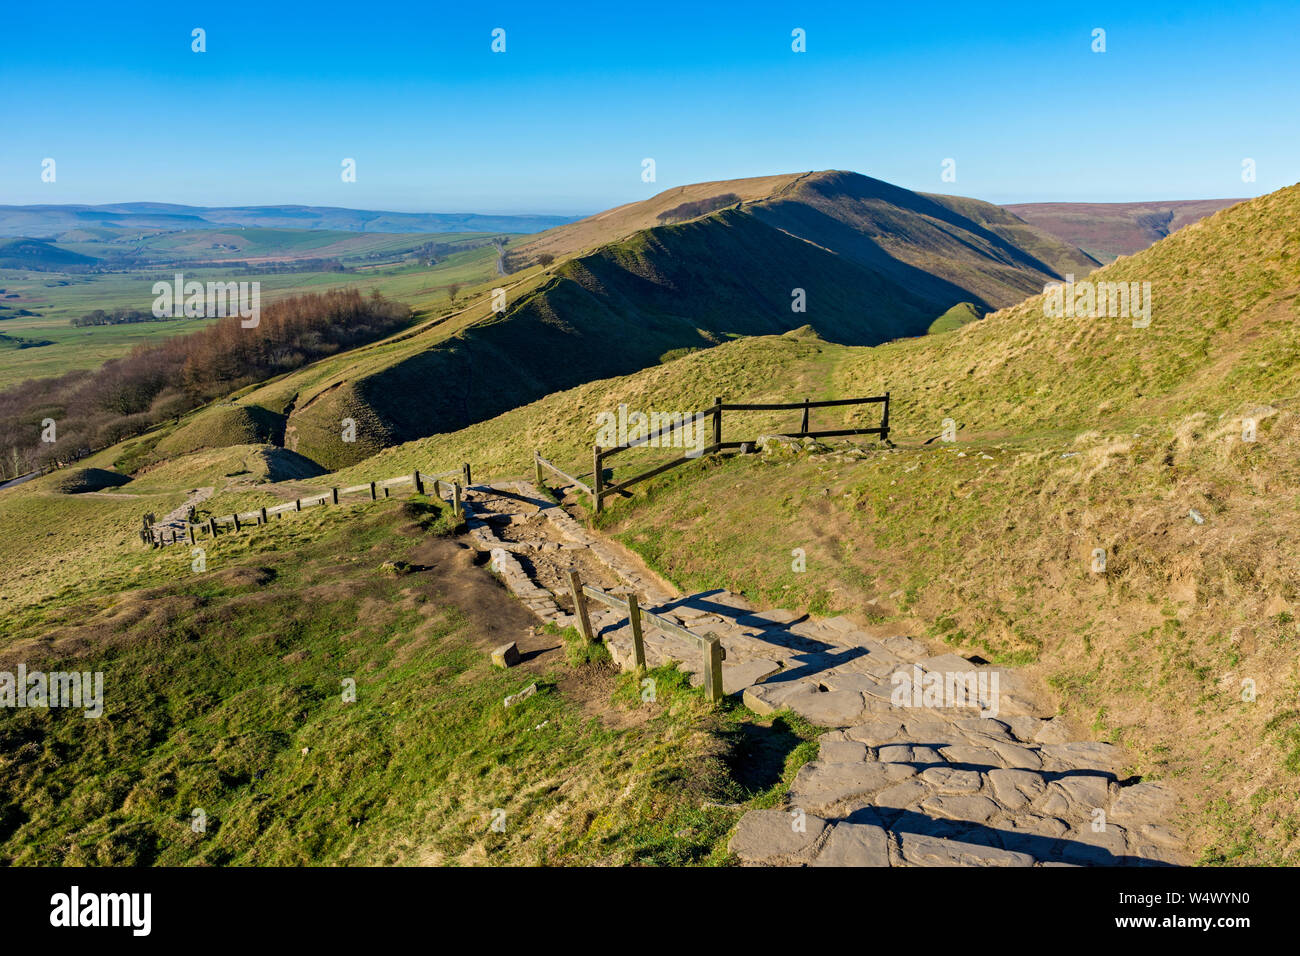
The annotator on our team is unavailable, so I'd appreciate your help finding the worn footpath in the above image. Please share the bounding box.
[465,480,1186,867]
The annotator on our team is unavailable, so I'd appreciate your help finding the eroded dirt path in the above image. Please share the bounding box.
[147,486,215,543]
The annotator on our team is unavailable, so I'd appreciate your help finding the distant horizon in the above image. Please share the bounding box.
[0,185,1262,224]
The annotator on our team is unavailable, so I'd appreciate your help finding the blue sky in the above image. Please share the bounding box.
[2,0,1297,214]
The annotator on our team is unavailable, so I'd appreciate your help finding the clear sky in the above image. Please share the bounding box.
[3,0,1297,215]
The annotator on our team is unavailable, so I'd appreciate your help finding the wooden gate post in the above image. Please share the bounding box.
[452,482,462,522]
[330,487,339,505]
[207,517,217,537]
[187,524,196,545]
[411,470,424,495]
[231,514,241,532]
[369,481,377,500]
[462,462,472,487]
[568,570,594,643]
[881,391,891,442]
[259,507,268,525]
[534,450,544,487]
[713,396,723,448]
[592,446,603,514]
[627,593,646,671]
[800,396,810,434]
[703,635,724,704]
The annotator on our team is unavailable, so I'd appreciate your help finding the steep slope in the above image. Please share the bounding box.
[746,171,1099,310]
[1004,198,1245,262]
[249,171,1098,468]
[348,182,1300,863]
[512,172,808,263]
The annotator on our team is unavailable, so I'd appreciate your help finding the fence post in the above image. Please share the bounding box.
[187,524,196,545]
[411,470,424,495]
[232,514,241,532]
[330,487,339,505]
[713,396,723,448]
[800,396,810,434]
[259,507,268,525]
[881,391,890,442]
[534,450,544,487]
[704,635,724,704]
[207,517,216,537]
[452,481,462,522]
[627,593,646,671]
[462,462,472,487]
[568,570,594,643]
[592,446,603,514]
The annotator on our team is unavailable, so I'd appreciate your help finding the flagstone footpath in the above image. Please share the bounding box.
[462,480,1186,867]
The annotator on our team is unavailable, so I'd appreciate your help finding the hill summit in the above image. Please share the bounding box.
[228,170,1102,467]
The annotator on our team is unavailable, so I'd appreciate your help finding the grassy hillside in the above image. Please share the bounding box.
[0,448,818,866]
[927,301,982,334]
[220,171,1100,470]
[749,172,1099,309]
[319,183,1300,864]
[1005,199,1246,262]
[513,172,807,263]
[0,238,98,270]
[3,183,1296,867]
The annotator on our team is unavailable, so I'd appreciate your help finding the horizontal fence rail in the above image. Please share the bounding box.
[567,571,726,703]
[534,392,889,514]
[533,450,593,496]
[139,464,473,549]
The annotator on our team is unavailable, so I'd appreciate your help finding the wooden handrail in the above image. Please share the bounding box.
[569,575,724,703]
[534,451,594,496]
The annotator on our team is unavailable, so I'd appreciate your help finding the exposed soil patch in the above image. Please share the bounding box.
[400,532,647,728]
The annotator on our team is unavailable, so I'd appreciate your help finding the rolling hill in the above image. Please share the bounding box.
[0,238,99,271]
[0,203,577,239]
[218,170,1101,468]
[2,177,1297,865]
[330,181,1300,863]
[1004,199,1245,262]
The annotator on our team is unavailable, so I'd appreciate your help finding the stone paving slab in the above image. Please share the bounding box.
[462,482,1187,868]
[730,708,1187,867]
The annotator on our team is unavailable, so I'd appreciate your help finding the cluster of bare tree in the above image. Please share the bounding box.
[70,307,161,327]
[0,289,411,480]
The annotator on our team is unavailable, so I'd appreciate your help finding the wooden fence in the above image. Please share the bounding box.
[536,392,889,513]
[141,462,474,548]
[567,570,726,703]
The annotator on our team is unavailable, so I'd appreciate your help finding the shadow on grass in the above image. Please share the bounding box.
[720,715,807,796]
